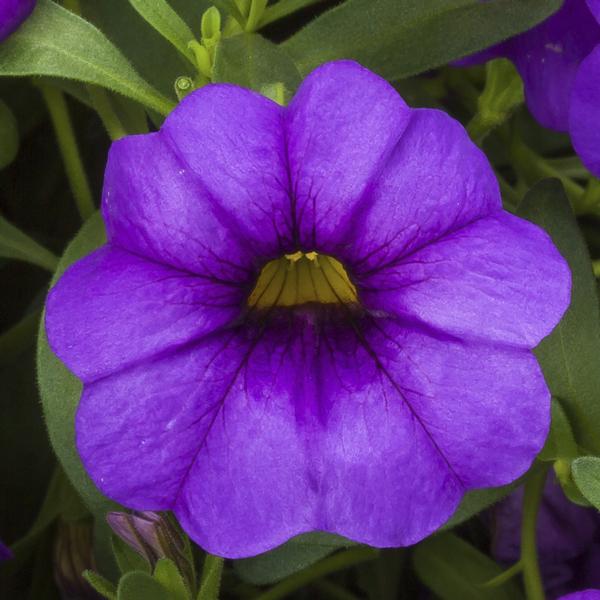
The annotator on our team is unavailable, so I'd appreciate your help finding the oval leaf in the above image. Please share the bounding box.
[283,0,563,80]
[413,532,524,600]
[572,456,600,510]
[517,179,600,455]
[213,33,301,97]
[37,213,114,517]
[0,0,174,115]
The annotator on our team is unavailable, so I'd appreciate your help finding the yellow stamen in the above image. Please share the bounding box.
[248,251,358,309]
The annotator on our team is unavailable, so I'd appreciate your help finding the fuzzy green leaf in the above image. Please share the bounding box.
[283,0,562,80]
[518,179,600,454]
[572,457,600,510]
[0,0,174,115]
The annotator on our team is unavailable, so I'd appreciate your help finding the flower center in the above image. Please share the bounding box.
[248,251,358,309]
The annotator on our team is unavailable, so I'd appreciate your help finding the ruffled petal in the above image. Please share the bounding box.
[285,60,411,251]
[341,108,500,271]
[103,133,258,280]
[77,323,315,557]
[570,45,600,177]
[77,309,548,557]
[161,84,292,256]
[46,246,243,382]
[359,211,570,348]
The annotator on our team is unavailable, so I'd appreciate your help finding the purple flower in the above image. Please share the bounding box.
[492,474,600,599]
[45,61,570,558]
[570,2,600,177]
[459,0,600,132]
[0,0,36,41]
[0,540,12,561]
[559,592,600,600]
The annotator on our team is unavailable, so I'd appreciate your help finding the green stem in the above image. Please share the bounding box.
[254,547,378,600]
[261,0,326,27]
[86,86,127,140]
[39,83,95,221]
[481,561,523,588]
[197,554,224,600]
[520,464,548,600]
[245,0,268,31]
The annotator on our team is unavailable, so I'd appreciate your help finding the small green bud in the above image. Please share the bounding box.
[188,40,213,79]
[201,6,221,42]
[175,76,194,101]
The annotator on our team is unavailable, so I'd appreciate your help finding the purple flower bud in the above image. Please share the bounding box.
[106,511,194,589]
[0,0,36,42]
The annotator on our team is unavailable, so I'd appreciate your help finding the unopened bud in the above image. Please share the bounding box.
[201,7,221,43]
[107,511,194,591]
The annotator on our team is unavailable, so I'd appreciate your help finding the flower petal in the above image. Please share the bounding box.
[77,324,315,556]
[160,84,292,255]
[342,108,500,271]
[312,319,549,544]
[285,60,411,251]
[588,0,600,23]
[46,246,243,382]
[570,45,600,178]
[103,132,259,280]
[0,0,35,41]
[77,311,548,556]
[360,211,570,348]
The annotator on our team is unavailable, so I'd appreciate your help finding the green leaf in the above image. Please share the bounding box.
[283,0,562,80]
[412,532,524,600]
[234,532,352,585]
[443,479,521,530]
[83,570,118,600]
[213,33,301,96]
[129,0,196,61]
[0,213,58,272]
[0,0,174,115]
[538,398,579,462]
[197,554,224,600]
[0,98,18,168]
[572,456,600,510]
[517,179,600,455]
[154,559,190,600]
[117,571,169,600]
[37,212,115,518]
[112,535,151,576]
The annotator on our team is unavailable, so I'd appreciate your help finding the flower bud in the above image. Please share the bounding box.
[201,7,221,44]
[106,511,194,590]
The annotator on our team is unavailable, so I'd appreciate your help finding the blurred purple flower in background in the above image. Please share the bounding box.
[46,61,570,557]
[0,540,12,561]
[559,591,600,600]
[492,474,600,599]
[460,0,600,176]
[0,0,36,41]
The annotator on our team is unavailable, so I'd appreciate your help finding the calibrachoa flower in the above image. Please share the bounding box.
[0,0,36,41]
[492,474,600,599]
[559,592,600,600]
[459,0,600,176]
[45,61,570,558]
